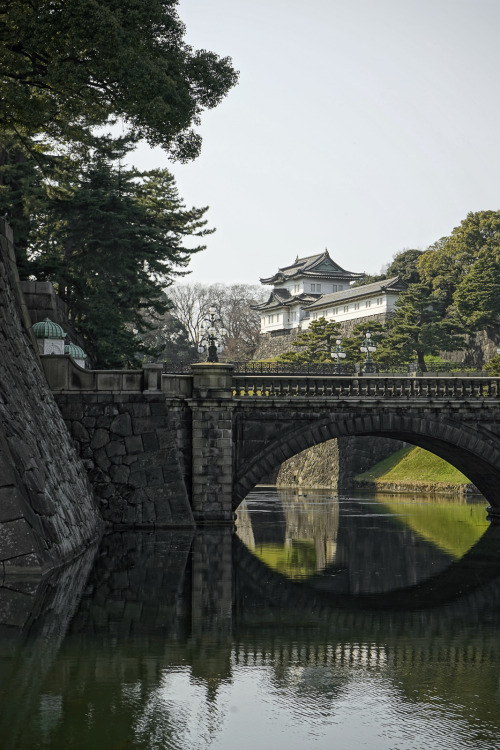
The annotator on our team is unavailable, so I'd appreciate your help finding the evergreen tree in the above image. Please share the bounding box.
[279,317,342,363]
[342,321,386,368]
[380,283,465,372]
[29,141,212,367]
[1,0,238,159]
[386,248,424,285]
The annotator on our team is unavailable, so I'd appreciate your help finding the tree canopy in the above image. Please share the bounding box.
[0,0,238,159]
[24,139,212,367]
[278,317,342,363]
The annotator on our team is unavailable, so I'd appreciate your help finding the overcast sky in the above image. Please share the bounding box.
[133,0,500,286]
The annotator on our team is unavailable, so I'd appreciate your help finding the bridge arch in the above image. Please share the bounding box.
[233,410,500,509]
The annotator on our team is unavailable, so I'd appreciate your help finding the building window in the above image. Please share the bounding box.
[343,305,349,313]
[366,300,371,307]
[332,285,337,293]
[376,297,383,305]
[354,302,360,310]
[334,307,338,315]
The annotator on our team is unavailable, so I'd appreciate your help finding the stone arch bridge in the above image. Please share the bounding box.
[43,358,500,526]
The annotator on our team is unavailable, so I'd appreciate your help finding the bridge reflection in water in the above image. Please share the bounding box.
[1,492,499,750]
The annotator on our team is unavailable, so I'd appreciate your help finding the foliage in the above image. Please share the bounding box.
[484,355,500,376]
[0,0,238,159]
[379,282,466,371]
[386,248,424,285]
[139,307,198,363]
[279,317,342,363]
[418,211,500,323]
[341,321,386,367]
[26,140,212,367]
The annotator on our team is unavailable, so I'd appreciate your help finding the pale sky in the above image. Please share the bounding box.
[132,0,500,285]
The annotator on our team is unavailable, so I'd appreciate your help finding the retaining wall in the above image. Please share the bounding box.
[0,220,102,577]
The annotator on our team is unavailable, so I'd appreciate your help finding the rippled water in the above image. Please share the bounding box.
[1,490,500,750]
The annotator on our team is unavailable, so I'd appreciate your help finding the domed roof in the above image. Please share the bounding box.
[32,317,65,339]
[65,342,86,360]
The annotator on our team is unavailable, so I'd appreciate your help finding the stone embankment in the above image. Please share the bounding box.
[54,391,194,527]
[353,479,481,497]
[274,436,406,490]
[0,220,102,577]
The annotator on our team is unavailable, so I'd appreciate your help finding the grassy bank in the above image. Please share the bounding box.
[355,445,474,493]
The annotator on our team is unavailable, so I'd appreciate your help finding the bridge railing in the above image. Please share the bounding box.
[232,375,500,399]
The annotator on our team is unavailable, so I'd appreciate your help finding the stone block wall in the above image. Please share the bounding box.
[0,220,102,576]
[54,393,194,527]
[274,436,406,489]
[253,328,300,360]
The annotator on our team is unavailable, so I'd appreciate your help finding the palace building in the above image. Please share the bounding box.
[252,249,406,356]
[254,249,364,334]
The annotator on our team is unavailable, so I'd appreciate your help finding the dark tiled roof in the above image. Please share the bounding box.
[260,249,363,285]
[252,290,319,311]
[304,276,407,310]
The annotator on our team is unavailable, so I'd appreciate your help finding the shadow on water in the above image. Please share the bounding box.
[1,492,500,749]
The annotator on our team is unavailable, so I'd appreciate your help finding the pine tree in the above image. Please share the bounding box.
[28,141,212,367]
[279,317,342,363]
[380,283,465,372]
[342,321,386,368]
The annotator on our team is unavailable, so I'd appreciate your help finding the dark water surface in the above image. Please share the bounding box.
[1,489,500,749]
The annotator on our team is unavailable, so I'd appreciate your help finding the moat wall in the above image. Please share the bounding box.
[0,220,102,577]
[273,436,406,489]
[54,391,194,527]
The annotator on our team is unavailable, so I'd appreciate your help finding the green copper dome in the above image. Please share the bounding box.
[32,317,65,339]
[65,342,86,360]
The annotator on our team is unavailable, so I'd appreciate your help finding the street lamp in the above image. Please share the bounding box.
[360,331,377,374]
[331,338,346,374]
[198,306,227,363]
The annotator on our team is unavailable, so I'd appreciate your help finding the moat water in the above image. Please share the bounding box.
[1,489,500,750]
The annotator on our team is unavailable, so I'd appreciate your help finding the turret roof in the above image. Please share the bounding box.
[65,342,87,360]
[32,317,65,339]
[260,249,363,285]
[252,289,319,311]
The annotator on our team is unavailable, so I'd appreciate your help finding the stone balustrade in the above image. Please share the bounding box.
[232,375,500,400]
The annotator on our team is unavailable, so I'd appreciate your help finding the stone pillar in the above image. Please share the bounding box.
[143,363,162,393]
[190,363,235,524]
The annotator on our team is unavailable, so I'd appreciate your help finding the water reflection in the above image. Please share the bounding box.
[1,491,500,750]
[237,489,490,593]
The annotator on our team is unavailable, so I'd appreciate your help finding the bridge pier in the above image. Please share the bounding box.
[190,364,236,524]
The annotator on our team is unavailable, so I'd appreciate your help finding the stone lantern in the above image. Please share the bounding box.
[32,318,66,356]
[65,342,87,368]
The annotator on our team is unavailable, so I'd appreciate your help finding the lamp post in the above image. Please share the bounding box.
[198,307,227,363]
[360,331,377,374]
[331,338,346,375]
